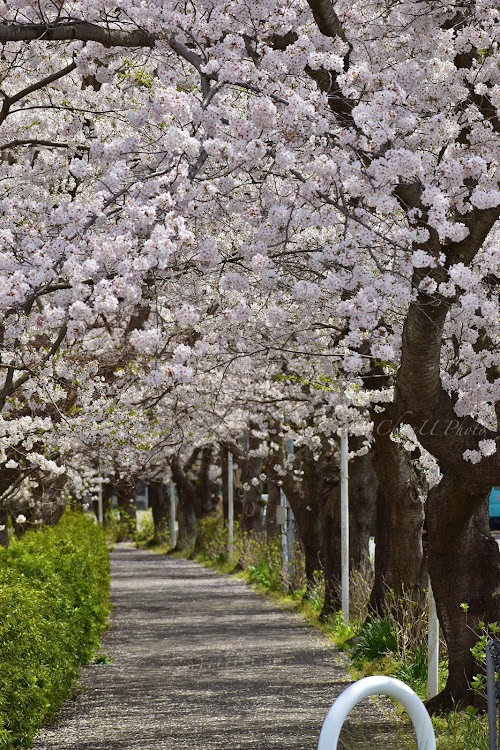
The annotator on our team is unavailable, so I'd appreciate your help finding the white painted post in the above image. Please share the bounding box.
[169,482,177,549]
[340,432,349,624]
[228,451,234,561]
[287,501,295,584]
[486,641,498,750]
[280,488,289,588]
[97,474,103,524]
[427,578,439,699]
[318,676,436,750]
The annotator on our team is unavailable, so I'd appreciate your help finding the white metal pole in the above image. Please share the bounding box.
[287,501,295,583]
[228,451,234,561]
[340,432,349,624]
[486,641,498,750]
[169,482,177,549]
[284,438,295,583]
[427,578,439,699]
[280,488,289,588]
[97,474,103,524]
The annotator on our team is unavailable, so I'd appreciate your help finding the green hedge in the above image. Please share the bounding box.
[0,512,110,749]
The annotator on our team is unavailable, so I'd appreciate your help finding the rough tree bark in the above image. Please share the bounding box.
[279,437,376,612]
[236,429,265,533]
[171,453,199,552]
[394,208,500,709]
[114,475,137,541]
[171,446,218,554]
[368,485,392,615]
[149,481,170,545]
[265,448,281,542]
[368,408,427,610]
[426,476,499,709]
[280,445,322,597]
[0,508,8,548]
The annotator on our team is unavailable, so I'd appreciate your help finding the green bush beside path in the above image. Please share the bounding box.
[0,512,110,749]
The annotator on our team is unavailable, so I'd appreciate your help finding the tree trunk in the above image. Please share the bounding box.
[369,485,392,614]
[239,434,265,533]
[150,481,170,544]
[370,409,427,601]
[115,477,137,540]
[265,453,281,541]
[171,457,198,552]
[347,452,377,569]
[280,447,322,597]
[426,476,500,711]
[320,482,342,616]
[0,508,8,548]
[176,495,197,551]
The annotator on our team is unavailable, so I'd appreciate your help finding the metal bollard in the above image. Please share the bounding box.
[318,676,436,750]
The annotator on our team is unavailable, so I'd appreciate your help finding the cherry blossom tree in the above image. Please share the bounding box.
[2,0,500,708]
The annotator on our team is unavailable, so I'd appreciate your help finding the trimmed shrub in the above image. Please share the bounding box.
[0,512,110,749]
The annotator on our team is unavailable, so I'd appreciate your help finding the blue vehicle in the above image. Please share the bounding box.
[489,487,500,529]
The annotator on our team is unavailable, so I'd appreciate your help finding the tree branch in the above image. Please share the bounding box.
[305,0,346,40]
[0,22,155,47]
[0,323,67,409]
[0,60,77,126]
[0,139,82,151]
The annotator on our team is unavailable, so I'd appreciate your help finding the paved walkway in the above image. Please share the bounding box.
[32,545,414,750]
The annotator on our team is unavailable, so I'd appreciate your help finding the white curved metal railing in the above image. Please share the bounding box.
[318,676,436,750]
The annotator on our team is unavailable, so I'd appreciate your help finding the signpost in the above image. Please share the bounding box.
[340,431,349,624]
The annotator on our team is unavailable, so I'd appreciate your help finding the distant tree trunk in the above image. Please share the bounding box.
[265,453,281,541]
[150,481,170,544]
[238,429,265,533]
[319,482,341,616]
[115,476,137,540]
[319,445,377,619]
[102,482,113,525]
[280,446,322,597]
[171,454,199,552]
[10,473,68,538]
[92,481,113,525]
[0,466,25,546]
[348,452,377,567]
[369,485,392,614]
[0,508,8,548]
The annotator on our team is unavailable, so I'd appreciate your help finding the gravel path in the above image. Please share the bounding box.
[32,545,415,750]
